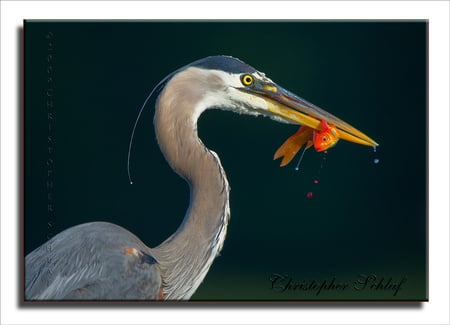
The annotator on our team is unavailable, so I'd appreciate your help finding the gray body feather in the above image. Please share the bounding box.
[25,222,161,300]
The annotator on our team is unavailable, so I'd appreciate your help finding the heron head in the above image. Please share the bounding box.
[186,55,378,147]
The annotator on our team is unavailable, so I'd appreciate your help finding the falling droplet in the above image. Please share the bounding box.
[373,158,380,164]
[129,181,133,185]
[307,192,313,199]
[373,146,377,153]
[313,180,319,184]
[294,145,308,172]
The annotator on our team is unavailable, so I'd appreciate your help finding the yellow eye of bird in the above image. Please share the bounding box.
[241,74,254,86]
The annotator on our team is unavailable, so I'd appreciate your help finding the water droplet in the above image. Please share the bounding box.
[294,146,308,172]
[313,180,319,184]
[373,146,377,153]
[373,158,380,164]
[307,192,313,199]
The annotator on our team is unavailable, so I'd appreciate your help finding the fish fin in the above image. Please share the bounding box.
[274,139,302,167]
[274,127,314,167]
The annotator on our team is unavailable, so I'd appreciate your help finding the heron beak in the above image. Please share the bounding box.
[254,83,378,147]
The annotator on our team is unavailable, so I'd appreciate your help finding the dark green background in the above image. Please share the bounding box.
[24,21,427,301]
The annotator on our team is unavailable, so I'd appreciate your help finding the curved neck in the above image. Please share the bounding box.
[151,68,230,300]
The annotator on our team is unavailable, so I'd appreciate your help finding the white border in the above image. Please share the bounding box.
[1,1,449,324]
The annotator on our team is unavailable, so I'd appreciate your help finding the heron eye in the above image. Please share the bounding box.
[241,74,254,86]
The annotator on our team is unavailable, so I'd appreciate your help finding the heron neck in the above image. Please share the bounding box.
[151,71,230,300]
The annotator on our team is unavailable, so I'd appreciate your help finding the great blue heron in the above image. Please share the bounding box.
[25,56,377,300]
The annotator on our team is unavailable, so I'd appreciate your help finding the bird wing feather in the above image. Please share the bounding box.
[25,222,162,300]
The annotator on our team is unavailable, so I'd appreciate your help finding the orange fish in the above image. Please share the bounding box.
[312,120,340,152]
[274,120,339,167]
